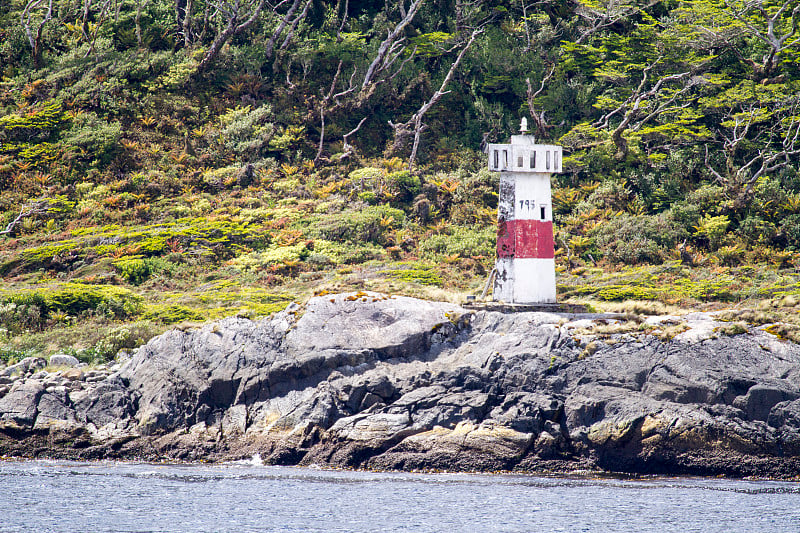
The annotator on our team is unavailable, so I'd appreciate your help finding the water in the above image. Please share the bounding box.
[1,459,798,532]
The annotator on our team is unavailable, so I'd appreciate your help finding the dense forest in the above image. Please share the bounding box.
[1,0,800,362]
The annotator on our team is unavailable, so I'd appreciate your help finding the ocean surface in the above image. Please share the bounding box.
[0,458,798,532]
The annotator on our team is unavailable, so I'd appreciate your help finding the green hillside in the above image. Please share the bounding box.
[2,0,800,362]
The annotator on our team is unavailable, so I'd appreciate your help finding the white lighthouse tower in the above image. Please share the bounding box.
[487,119,563,304]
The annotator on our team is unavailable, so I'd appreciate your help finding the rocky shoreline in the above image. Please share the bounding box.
[3,291,800,478]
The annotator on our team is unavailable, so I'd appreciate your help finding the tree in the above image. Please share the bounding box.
[389,28,483,169]
[704,89,800,208]
[678,0,800,82]
[196,0,268,72]
[361,0,425,92]
[561,7,713,161]
[21,0,53,68]
[1,198,53,236]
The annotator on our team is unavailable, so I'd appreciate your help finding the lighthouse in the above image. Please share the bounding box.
[487,119,563,304]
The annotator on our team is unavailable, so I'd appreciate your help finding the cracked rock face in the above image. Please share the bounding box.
[2,292,800,478]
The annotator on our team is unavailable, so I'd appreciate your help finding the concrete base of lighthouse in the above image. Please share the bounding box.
[493,257,556,304]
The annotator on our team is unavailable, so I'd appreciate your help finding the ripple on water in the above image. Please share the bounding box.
[0,460,798,532]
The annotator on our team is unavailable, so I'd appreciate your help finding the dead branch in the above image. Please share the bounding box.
[525,64,556,138]
[388,28,483,170]
[182,0,194,47]
[197,0,268,72]
[1,199,52,237]
[81,0,115,56]
[726,0,800,78]
[574,0,661,44]
[341,116,368,160]
[279,0,312,51]
[706,100,800,206]
[337,0,349,40]
[362,0,424,89]
[134,0,151,48]
[22,0,53,67]
[315,61,344,164]
[265,0,302,59]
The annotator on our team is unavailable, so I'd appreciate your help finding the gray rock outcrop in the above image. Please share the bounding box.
[2,292,800,477]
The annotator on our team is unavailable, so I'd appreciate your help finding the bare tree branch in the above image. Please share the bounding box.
[341,116,368,160]
[314,61,344,164]
[279,0,312,51]
[22,0,53,67]
[265,0,302,59]
[362,0,424,89]
[337,0,349,40]
[1,199,52,237]
[388,28,483,170]
[574,0,660,44]
[134,0,151,48]
[197,0,268,72]
[706,99,800,206]
[81,0,114,56]
[525,64,555,138]
[593,59,694,159]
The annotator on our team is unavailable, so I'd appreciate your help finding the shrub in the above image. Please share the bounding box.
[229,243,309,272]
[348,167,384,183]
[385,266,443,286]
[59,111,121,164]
[686,184,726,216]
[66,322,161,364]
[420,226,496,258]
[665,201,701,230]
[114,257,174,285]
[693,214,730,250]
[387,170,421,202]
[311,240,385,265]
[715,245,744,266]
[0,301,44,334]
[0,284,143,328]
[145,58,198,90]
[314,205,405,244]
[592,214,687,264]
[358,191,378,204]
[738,216,777,245]
[215,104,275,160]
[779,214,800,250]
[0,100,69,161]
[586,179,630,211]
[0,347,34,365]
[142,304,205,324]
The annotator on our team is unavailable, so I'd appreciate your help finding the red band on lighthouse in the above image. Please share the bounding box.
[496,219,554,259]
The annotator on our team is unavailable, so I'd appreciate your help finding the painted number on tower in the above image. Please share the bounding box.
[518,200,548,220]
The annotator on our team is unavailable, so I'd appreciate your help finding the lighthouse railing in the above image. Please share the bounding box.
[487,144,562,173]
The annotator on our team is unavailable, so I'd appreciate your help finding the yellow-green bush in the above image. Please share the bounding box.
[420,226,495,258]
[314,205,405,245]
[142,304,205,324]
[0,283,143,332]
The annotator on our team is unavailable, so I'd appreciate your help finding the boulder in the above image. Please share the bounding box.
[49,354,80,367]
[0,357,46,377]
[0,381,45,427]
